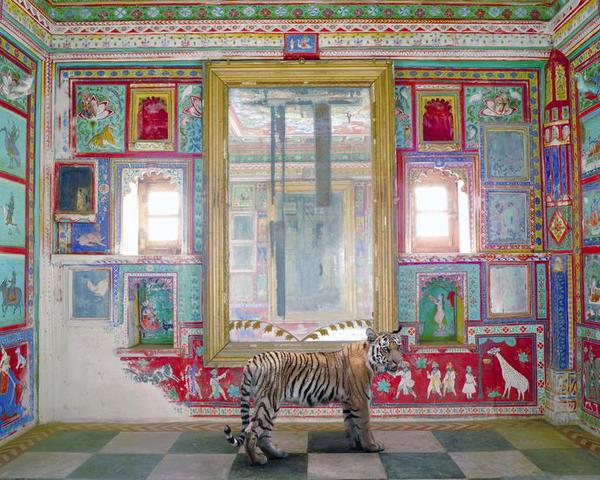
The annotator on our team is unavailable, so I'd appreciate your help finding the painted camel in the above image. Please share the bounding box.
[487,347,529,401]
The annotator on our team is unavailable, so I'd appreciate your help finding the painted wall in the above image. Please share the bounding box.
[0,30,41,442]
[41,58,554,422]
[571,32,600,435]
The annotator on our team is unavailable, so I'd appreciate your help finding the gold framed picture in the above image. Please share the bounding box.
[416,89,461,152]
[129,85,175,151]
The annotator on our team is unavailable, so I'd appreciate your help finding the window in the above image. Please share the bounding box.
[138,177,182,254]
[408,168,471,253]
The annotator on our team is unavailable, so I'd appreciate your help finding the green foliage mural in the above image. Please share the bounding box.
[395,85,412,149]
[178,83,202,153]
[75,84,125,153]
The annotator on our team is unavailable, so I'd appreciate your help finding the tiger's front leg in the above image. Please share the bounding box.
[342,402,362,449]
[350,400,384,453]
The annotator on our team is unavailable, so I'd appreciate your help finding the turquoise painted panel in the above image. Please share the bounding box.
[0,56,29,112]
[0,178,25,248]
[0,105,27,179]
[395,85,412,149]
[536,263,547,319]
[398,263,481,323]
[75,84,126,153]
[0,254,25,328]
[178,83,202,153]
[464,86,524,150]
[193,157,202,253]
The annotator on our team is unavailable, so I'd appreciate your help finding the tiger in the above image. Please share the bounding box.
[224,327,404,465]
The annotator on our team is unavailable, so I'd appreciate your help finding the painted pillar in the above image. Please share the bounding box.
[543,49,577,424]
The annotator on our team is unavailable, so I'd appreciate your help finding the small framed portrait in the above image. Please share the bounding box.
[54,162,96,222]
[69,267,112,322]
[129,85,176,151]
[416,88,461,152]
[487,263,532,318]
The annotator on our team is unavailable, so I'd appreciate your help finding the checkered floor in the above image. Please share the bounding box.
[0,421,598,479]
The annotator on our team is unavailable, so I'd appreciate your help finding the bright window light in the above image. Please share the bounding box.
[416,212,449,237]
[147,191,180,215]
[415,186,447,211]
[147,217,179,241]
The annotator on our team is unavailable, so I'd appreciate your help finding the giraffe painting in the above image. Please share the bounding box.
[487,347,529,400]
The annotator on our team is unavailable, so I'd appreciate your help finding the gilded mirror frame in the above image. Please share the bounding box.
[204,60,397,366]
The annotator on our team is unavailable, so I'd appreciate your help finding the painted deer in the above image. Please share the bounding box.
[487,347,529,401]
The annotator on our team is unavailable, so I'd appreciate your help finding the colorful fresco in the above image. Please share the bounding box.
[126,274,175,345]
[178,83,202,153]
[129,86,175,151]
[75,84,126,153]
[584,255,600,324]
[579,106,600,178]
[550,256,570,370]
[55,163,94,216]
[482,125,530,182]
[71,159,110,253]
[465,86,524,149]
[0,329,34,438]
[0,178,25,248]
[395,85,412,149]
[71,269,111,320]
[543,144,570,203]
[0,106,27,180]
[488,264,531,318]
[0,56,31,112]
[547,206,572,250]
[0,255,25,329]
[576,60,600,113]
[583,180,600,246]
[416,90,461,151]
[484,189,530,248]
[581,338,600,419]
[416,273,464,344]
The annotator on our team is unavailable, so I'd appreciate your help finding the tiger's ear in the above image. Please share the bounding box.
[366,328,377,343]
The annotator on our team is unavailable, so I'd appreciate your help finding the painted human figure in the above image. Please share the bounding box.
[185,362,202,400]
[140,301,160,333]
[428,293,445,334]
[210,369,228,400]
[7,269,16,302]
[442,362,456,396]
[15,347,25,370]
[426,361,442,399]
[0,347,21,420]
[395,361,417,399]
[462,365,477,399]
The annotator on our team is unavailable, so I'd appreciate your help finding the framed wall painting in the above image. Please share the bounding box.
[69,268,111,322]
[482,124,530,183]
[416,88,461,152]
[0,254,26,330]
[0,105,27,180]
[129,85,176,151]
[483,188,531,249]
[487,263,532,318]
[0,177,26,249]
[580,106,600,178]
[583,180,600,246]
[584,254,600,324]
[283,33,319,60]
[54,162,97,222]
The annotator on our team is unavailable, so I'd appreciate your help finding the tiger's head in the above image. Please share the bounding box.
[366,328,404,374]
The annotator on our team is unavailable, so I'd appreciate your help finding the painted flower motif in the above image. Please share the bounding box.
[292,7,304,18]
[212,7,225,18]
[260,7,271,17]
[147,6,160,18]
[518,352,529,363]
[80,8,92,19]
[99,183,109,195]
[514,8,527,18]
[354,7,364,17]
[164,9,176,20]
[78,95,113,122]
[530,9,541,20]
[227,384,241,398]
[306,5,320,16]
[228,9,239,18]
[457,7,470,17]
[383,8,394,17]
[274,7,288,17]
[196,7,208,18]
[415,357,427,369]
[130,9,143,20]
[475,9,486,18]
[242,6,256,17]
[323,8,334,18]
[429,7,442,16]
[183,95,203,118]
[502,9,512,19]
[49,8,59,19]
[97,10,109,20]
[376,378,390,393]
[114,7,127,19]
[415,8,425,18]
[337,6,350,16]
[179,7,193,18]
[444,9,454,18]
[367,6,379,16]
[488,7,501,18]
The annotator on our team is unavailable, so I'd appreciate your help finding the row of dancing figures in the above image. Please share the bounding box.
[393,362,477,399]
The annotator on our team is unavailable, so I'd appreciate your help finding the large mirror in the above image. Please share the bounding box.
[204,61,397,366]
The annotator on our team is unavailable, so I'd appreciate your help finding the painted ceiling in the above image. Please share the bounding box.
[30,0,567,23]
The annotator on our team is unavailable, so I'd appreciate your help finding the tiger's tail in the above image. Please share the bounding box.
[224,362,253,447]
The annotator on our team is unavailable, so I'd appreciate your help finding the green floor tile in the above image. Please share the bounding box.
[31,430,119,453]
[228,453,307,480]
[67,453,163,479]
[169,431,238,454]
[521,448,600,476]
[307,430,354,453]
[433,429,513,452]
[380,452,465,479]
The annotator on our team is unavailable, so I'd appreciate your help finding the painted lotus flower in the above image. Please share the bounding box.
[78,95,113,122]
[183,95,203,118]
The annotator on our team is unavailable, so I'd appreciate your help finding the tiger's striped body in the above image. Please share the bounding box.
[224,328,404,465]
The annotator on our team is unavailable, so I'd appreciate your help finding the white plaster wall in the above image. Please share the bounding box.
[40,265,187,422]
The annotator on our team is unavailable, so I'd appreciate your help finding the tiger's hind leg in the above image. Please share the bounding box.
[244,423,268,466]
[255,398,288,459]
